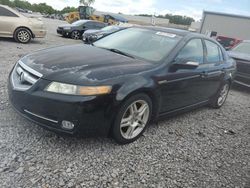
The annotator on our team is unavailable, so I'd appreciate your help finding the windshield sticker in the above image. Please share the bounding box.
[156,32,176,38]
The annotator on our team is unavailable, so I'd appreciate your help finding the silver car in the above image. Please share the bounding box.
[0,4,46,43]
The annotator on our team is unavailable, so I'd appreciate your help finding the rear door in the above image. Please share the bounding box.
[201,40,225,99]
[0,7,19,37]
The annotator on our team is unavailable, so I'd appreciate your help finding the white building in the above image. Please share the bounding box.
[199,11,250,40]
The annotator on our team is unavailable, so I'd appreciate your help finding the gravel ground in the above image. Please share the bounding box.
[0,18,250,188]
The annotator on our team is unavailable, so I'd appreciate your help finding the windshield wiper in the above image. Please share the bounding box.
[106,48,135,59]
[109,49,135,59]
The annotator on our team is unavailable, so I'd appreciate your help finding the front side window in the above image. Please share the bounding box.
[176,39,204,64]
[231,42,250,55]
[94,28,182,62]
[205,40,221,63]
[71,20,87,26]
[0,7,18,17]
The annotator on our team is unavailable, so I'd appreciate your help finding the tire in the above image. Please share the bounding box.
[71,30,80,40]
[210,81,230,108]
[112,93,152,144]
[14,28,32,44]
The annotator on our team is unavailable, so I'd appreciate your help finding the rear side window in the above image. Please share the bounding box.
[205,40,221,63]
[176,39,204,64]
[218,47,224,61]
[85,22,94,28]
[0,7,18,17]
[96,23,105,28]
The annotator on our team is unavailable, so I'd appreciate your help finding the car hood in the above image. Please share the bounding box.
[84,29,100,34]
[20,44,154,85]
[228,51,250,62]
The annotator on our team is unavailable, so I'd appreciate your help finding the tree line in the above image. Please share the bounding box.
[138,14,195,25]
[0,0,77,14]
[0,0,195,25]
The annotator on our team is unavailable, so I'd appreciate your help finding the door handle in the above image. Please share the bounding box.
[200,71,208,78]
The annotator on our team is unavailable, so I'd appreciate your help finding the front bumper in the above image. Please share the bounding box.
[57,29,70,36]
[234,72,250,88]
[32,29,47,38]
[8,75,114,136]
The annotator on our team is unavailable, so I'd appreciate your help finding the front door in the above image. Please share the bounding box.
[0,6,19,37]
[159,38,208,112]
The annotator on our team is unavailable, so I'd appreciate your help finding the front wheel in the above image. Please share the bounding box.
[71,30,80,40]
[210,82,230,108]
[112,94,152,144]
[14,28,32,43]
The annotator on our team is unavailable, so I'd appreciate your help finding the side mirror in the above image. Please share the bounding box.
[172,59,199,70]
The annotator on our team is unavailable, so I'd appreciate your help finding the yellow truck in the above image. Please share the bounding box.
[65,6,117,25]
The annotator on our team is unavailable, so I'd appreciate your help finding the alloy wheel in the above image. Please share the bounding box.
[72,31,80,40]
[120,100,150,139]
[17,30,30,43]
[217,83,229,106]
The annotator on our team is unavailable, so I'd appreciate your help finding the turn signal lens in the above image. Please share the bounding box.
[78,86,112,95]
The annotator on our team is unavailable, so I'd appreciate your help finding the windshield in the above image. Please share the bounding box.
[232,42,250,54]
[101,26,120,32]
[94,28,181,62]
[72,20,87,26]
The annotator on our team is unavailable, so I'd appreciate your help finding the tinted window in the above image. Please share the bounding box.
[85,22,104,29]
[176,39,204,64]
[205,40,221,63]
[0,7,18,17]
[84,22,94,28]
[96,23,105,28]
[218,47,224,61]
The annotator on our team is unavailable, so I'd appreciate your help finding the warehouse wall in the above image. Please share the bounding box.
[200,13,250,40]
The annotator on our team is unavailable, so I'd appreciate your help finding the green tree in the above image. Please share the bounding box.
[0,0,14,7]
[79,0,95,6]
[60,6,78,14]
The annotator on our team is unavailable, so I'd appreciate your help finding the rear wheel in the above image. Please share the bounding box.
[14,28,32,43]
[210,82,230,108]
[112,94,152,144]
[71,30,80,40]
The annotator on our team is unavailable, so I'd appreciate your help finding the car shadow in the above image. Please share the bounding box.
[232,84,250,94]
[0,37,45,44]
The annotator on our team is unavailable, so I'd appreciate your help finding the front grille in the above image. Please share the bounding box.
[235,58,250,74]
[11,60,42,91]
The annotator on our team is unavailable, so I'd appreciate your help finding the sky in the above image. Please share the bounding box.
[27,0,250,20]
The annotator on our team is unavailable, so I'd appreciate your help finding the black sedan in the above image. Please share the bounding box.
[8,27,236,144]
[228,40,250,87]
[57,20,106,40]
[82,25,127,44]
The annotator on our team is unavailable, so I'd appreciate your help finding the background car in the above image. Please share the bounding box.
[0,5,46,43]
[9,27,236,144]
[82,25,127,44]
[228,40,250,87]
[57,20,106,40]
[216,36,242,50]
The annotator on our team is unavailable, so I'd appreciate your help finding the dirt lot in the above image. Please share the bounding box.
[0,18,250,188]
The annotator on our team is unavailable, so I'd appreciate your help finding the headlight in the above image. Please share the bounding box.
[45,82,112,96]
